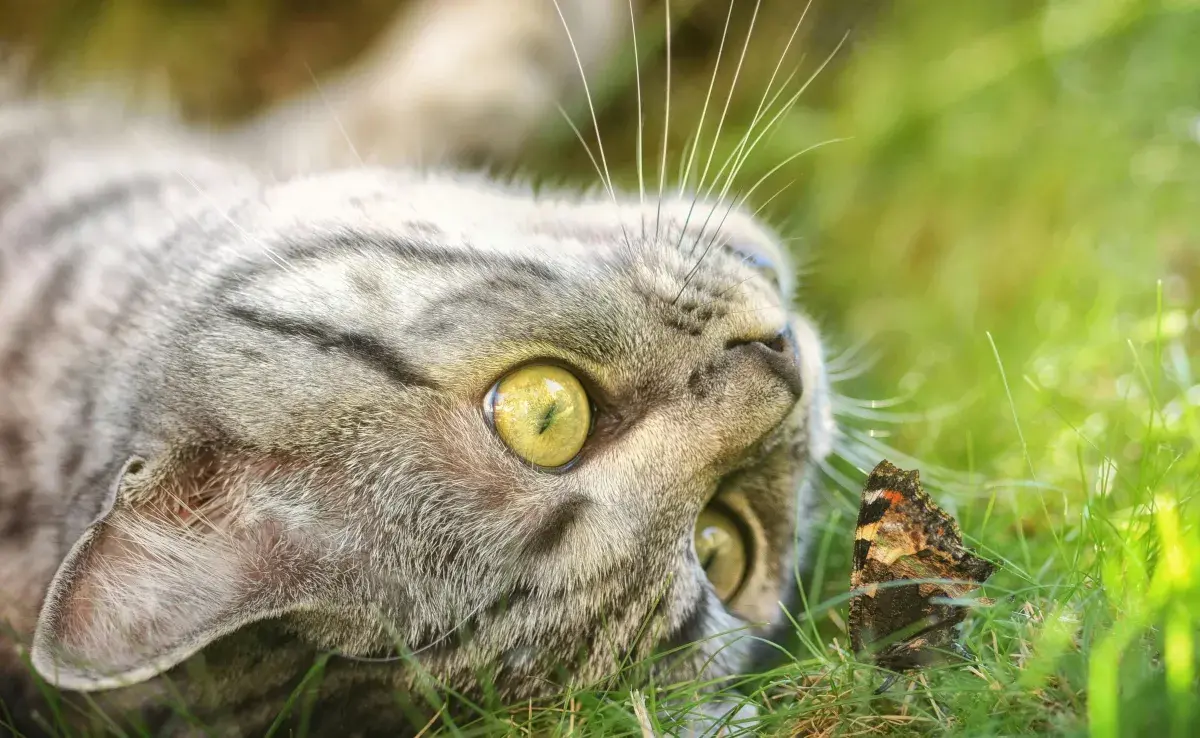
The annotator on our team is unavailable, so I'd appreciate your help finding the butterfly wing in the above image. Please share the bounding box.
[849,460,994,671]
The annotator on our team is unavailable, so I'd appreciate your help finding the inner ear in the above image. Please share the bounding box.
[32,448,330,692]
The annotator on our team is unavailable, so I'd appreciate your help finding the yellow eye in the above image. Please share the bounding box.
[487,364,592,469]
[694,507,749,602]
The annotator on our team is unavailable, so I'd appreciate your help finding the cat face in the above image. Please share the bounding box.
[31,168,832,709]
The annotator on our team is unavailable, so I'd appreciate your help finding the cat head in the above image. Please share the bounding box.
[31,168,833,702]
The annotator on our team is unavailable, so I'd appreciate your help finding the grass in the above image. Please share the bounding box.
[3,0,1200,735]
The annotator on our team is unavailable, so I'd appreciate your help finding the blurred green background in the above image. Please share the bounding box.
[3,0,1199,735]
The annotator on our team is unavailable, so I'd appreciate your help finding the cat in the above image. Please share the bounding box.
[0,0,835,734]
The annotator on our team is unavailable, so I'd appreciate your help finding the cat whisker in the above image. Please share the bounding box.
[654,0,672,243]
[671,199,740,304]
[839,429,976,488]
[705,61,803,200]
[830,445,912,492]
[551,0,616,203]
[735,135,850,204]
[628,0,646,241]
[675,13,839,304]
[693,272,758,309]
[675,133,698,188]
[825,336,878,375]
[753,178,796,217]
[556,104,611,201]
[705,0,814,204]
[831,391,919,410]
[831,401,968,425]
[675,157,793,304]
[552,0,634,250]
[678,0,733,196]
[694,0,763,213]
[302,60,364,168]
[717,300,783,318]
[677,66,799,282]
[677,2,817,266]
[669,0,734,261]
[684,0,769,261]
[827,378,986,494]
[689,28,847,273]
[173,170,296,278]
[816,455,863,496]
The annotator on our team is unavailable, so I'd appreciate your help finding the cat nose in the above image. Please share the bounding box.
[725,326,804,398]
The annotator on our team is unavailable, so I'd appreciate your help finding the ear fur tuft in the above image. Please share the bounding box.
[32,449,328,691]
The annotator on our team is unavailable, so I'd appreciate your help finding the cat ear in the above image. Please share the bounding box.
[32,450,332,691]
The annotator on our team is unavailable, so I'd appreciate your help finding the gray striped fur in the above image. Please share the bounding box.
[0,15,833,734]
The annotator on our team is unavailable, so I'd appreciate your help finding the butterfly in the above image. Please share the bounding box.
[849,460,995,693]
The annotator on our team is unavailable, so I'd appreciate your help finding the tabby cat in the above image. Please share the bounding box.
[0,0,834,734]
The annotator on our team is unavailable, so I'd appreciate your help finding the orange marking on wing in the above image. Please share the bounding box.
[882,490,905,505]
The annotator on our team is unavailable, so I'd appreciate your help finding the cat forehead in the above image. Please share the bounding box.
[211,170,797,394]
[260,169,790,277]
[237,176,789,329]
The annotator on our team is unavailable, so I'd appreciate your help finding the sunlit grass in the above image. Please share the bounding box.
[3,0,1200,735]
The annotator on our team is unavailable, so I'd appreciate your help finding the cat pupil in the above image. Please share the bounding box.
[537,402,558,434]
[697,525,729,568]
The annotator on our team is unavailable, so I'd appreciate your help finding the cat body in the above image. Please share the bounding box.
[236,0,628,173]
[0,1,834,734]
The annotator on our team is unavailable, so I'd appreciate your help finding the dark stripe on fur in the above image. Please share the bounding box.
[0,427,29,476]
[519,494,588,558]
[0,488,31,542]
[0,251,83,541]
[59,396,96,486]
[416,284,619,367]
[0,121,58,216]
[0,256,80,378]
[19,175,167,242]
[0,426,32,542]
[436,274,555,308]
[215,231,559,298]
[224,305,437,389]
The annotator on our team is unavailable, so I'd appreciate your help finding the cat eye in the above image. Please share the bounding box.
[486,364,592,469]
[694,506,749,602]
